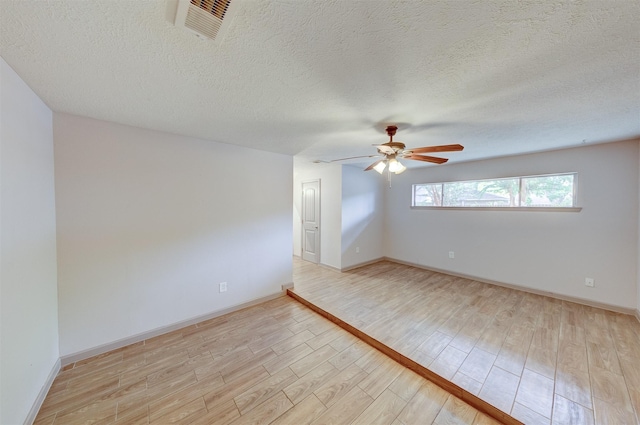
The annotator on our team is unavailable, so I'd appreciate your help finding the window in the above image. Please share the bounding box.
[412,173,577,209]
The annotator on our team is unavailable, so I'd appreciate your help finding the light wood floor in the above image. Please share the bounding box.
[34,295,500,425]
[291,258,640,425]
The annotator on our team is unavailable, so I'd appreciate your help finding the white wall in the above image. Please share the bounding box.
[54,113,293,356]
[1,58,59,425]
[341,165,384,269]
[293,159,343,269]
[385,140,639,310]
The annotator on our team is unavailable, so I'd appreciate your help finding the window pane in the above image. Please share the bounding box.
[521,174,574,207]
[413,184,442,206]
[443,178,519,207]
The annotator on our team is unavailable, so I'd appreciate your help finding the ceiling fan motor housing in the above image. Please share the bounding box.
[386,125,398,138]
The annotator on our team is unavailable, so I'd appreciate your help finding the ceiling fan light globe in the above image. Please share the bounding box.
[373,161,387,174]
[388,158,402,173]
[394,162,407,174]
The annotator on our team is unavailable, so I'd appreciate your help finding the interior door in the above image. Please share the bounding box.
[301,180,320,263]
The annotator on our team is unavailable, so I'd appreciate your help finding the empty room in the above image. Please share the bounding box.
[1,1,639,424]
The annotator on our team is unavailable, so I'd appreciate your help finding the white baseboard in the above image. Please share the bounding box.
[341,257,385,272]
[61,290,285,366]
[24,358,60,425]
[282,282,294,291]
[384,257,637,317]
[318,262,341,273]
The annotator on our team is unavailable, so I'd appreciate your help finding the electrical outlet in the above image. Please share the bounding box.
[449,251,455,259]
[356,247,360,253]
[219,282,227,292]
[585,278,594,287]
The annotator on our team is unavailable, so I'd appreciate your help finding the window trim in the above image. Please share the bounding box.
[411,172,580,211]
[410,206,582,212]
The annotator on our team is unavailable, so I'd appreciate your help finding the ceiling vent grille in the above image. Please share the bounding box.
[175,0,233,40]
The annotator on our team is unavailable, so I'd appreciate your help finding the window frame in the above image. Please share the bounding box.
[411,172,581,212]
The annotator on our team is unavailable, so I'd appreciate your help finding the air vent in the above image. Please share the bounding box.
[175,0,233,40]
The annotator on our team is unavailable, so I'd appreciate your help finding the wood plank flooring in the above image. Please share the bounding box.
[34,295,498,425]
[291,258,640,425]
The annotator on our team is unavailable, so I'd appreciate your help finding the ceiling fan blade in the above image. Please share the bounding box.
[364,160,384,171]
[314,154,381,163]
[403,154,449,164]
[404,144,464,154]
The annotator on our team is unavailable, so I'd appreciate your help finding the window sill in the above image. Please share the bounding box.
[410,206,582,212]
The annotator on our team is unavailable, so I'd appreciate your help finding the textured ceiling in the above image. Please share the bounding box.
[1,0,639,167]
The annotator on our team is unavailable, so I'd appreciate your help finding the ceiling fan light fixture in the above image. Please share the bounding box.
[394,162,407,174]
[374,161,387,174]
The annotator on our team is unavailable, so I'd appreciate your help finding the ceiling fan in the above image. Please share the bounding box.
[315,125,464,175]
